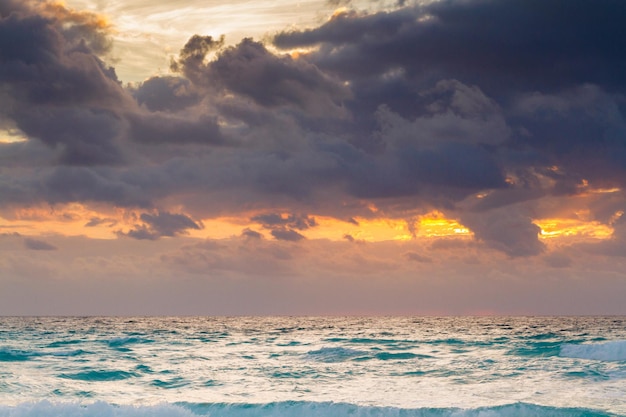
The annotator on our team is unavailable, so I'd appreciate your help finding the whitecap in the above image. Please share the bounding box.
[559,340,626,361]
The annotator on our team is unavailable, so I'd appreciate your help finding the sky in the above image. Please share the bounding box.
[1,0,625,316]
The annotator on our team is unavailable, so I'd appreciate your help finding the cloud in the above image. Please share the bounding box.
[0,0,131,167]
[127,112,224,145]
[121,211,203,240]
[172,37,351,118]
[24,237,57,251]
[84,217,117,227]
[252,213,317,230]
[241,228,264,239]
[460,207,545,257]
[404,251,432,263]
[274,0,626,97]
[1,0,625,262]
[543,252,573,268]
[270,229,305,242]
[169,34,225,83]
[250,213,317,242]
[15,107,124,166]
[133,76,200,112]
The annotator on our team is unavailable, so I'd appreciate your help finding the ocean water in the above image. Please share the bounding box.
[0,316,624,416]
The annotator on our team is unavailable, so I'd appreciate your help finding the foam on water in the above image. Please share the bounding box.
[305,347,368,362]
[560,341,626,362]
[1,317,625,415]
[0,401,618,417]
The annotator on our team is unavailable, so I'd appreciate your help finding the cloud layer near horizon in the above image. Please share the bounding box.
[1,0,626,314]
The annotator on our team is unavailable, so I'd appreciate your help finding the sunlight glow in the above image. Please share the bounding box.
[1,204,119,239]
[416,211,471,238]
[0,128,28,143]
[535,218,614,240]
[3,202,619,246]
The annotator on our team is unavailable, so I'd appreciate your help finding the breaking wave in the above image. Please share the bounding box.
[560,340,626,362]
[0,401,617,417]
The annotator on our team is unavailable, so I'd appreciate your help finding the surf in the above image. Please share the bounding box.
[0,401,618,417]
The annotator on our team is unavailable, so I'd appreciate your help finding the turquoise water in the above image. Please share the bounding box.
[0,317,625,416]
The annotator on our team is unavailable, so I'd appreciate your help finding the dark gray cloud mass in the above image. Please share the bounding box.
[121,211,203,240]
[274,0,626,96]
[252,213,317,231]
[252,213,316,241]
[1,0,625,255]
[270,228,306,242]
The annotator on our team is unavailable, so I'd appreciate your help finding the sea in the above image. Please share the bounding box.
[0,316,624,417]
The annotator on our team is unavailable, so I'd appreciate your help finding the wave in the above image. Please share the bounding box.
[0,348,38,362]
[305,347,368,362]
[560,340,626,362]
[106,336,155,348]
[0,347,89,362]
[0,401,619,417]
[58,370,139,382]
[508,341,562,358]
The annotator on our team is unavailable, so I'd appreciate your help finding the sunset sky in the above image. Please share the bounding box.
[1,0,625,315]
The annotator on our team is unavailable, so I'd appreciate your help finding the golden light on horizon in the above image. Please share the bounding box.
[1,204,476,243]
[3,202,619,246]
[535,218,614,240]
[308,211,472,242]
[415,211,472,238]
[304,216,412,242]
[1,204,119,239]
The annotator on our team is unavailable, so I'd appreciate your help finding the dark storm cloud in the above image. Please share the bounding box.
[170,34,225,83]
[511,85,626,187]
[460,208,545,257]
[41,166,149,207]
[251,213,316,242]
[274,0,626,96]
[172,37,351,118]
[2,0,626,259]
[24,237,57,251]
[212,39,350,116]
[0,0,129,167]
[272,1,626,170]
[270,229,305,242]
[15,107,124,165]
[122,211,203,240]
[133,76,200,112]
[127,112,224,145]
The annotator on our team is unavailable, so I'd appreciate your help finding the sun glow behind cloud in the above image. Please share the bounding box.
[0,129,28,144]
[1,0,625,316]
[535,218,615,240]
[4,201,620,245]
[2,204,479,243]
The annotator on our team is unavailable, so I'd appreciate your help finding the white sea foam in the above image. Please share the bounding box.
[0,401,196,417]
[0,401,615,417]
[560,340,626,362]
[1,317,625,415]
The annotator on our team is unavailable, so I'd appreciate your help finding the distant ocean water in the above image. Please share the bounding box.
[0,317,624,417]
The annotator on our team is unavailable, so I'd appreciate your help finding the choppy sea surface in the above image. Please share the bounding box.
[0,316,625,417]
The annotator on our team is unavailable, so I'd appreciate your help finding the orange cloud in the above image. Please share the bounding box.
[535,218,614,240]
[39,1,111,30]
[416,211,472,238]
